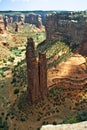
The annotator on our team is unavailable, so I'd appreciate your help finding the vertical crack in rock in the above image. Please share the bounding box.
[26,37,47,104]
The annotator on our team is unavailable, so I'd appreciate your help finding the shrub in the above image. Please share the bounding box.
[14,89,19,94]
[10,47,22,56]
[8,56,15,62]
[0,67,9,76]
[76,111,87,122]
[37,114,41,121]
[37,128,40,130]
[20,116,27,121]
[42,121,48,125]
[3,121,8,130]
[3,58,7,63]
[56,109,59,113]
[63,117,78,124]
[0,116,3,128]
[52,121,57,125]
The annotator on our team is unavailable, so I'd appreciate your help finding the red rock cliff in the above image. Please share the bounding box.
[26,38,47,103]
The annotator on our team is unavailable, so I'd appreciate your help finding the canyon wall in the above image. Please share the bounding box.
[45,12,87,46]
[25,14,43,28]
[5,13,43,28]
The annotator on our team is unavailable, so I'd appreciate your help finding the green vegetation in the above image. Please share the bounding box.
[52,121,57,125]
[37,128,40,130]
[0,67,9,76]
[0,116,8,130]
[8,56,15,62]
[0,11,86,129]
[63,117,78,124]
[11,39,73,88]
[11,59,27,87]
[0,116,3,128]
[37,40,72,68]
[76,111,87,122]
[20,116,27,121]
[63,111,87,124]
[14,88,19,94]
[49,87,63,98]
[10,47,24,56]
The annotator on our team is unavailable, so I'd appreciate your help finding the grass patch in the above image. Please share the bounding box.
[37,40,72,68]
[0,67,10,76]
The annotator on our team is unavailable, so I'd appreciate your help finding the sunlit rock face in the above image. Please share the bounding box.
[40,121,87,130]
[26,37,47,104]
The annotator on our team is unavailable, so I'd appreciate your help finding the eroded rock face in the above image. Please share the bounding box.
[25,14,43,28]
[26,37,40,103]
[40,121,87,130]
[15,22,18,32]
[4,16,9,30]
[0,15,4,33]
[77,28,87,56]
[45,12,87,46]
[78,41,87,56]
[39,52,48,97]
[26,38,47,103]
[5,13,43,28]
[37,16,43,29]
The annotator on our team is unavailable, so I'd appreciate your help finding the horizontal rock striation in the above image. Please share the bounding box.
[45,12,87,47]
[5,13,43,28]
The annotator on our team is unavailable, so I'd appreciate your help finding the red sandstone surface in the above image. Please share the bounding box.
[48,53,87,89]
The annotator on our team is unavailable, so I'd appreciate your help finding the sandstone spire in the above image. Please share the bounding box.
[26,37,47,104]
[39,52,47,98]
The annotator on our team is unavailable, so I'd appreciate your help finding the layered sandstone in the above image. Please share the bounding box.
[26,38,47,103]
[25,14,43,28]
[5,13,43,28]
[45,12,87,47]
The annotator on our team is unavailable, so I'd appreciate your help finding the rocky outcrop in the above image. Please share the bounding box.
[40,121,87,130]
[45,12,87,46]
[5,13,43,28]
[25,14,43,28]
[39,52,48,97]
[37,16,43,29]
[77,26,87,56]
[0,15,4,33]
[4,16,9,30]
[78,40,87,56]
[7,15,22,23]
[26,38,47,103]
[15,22,18,32]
